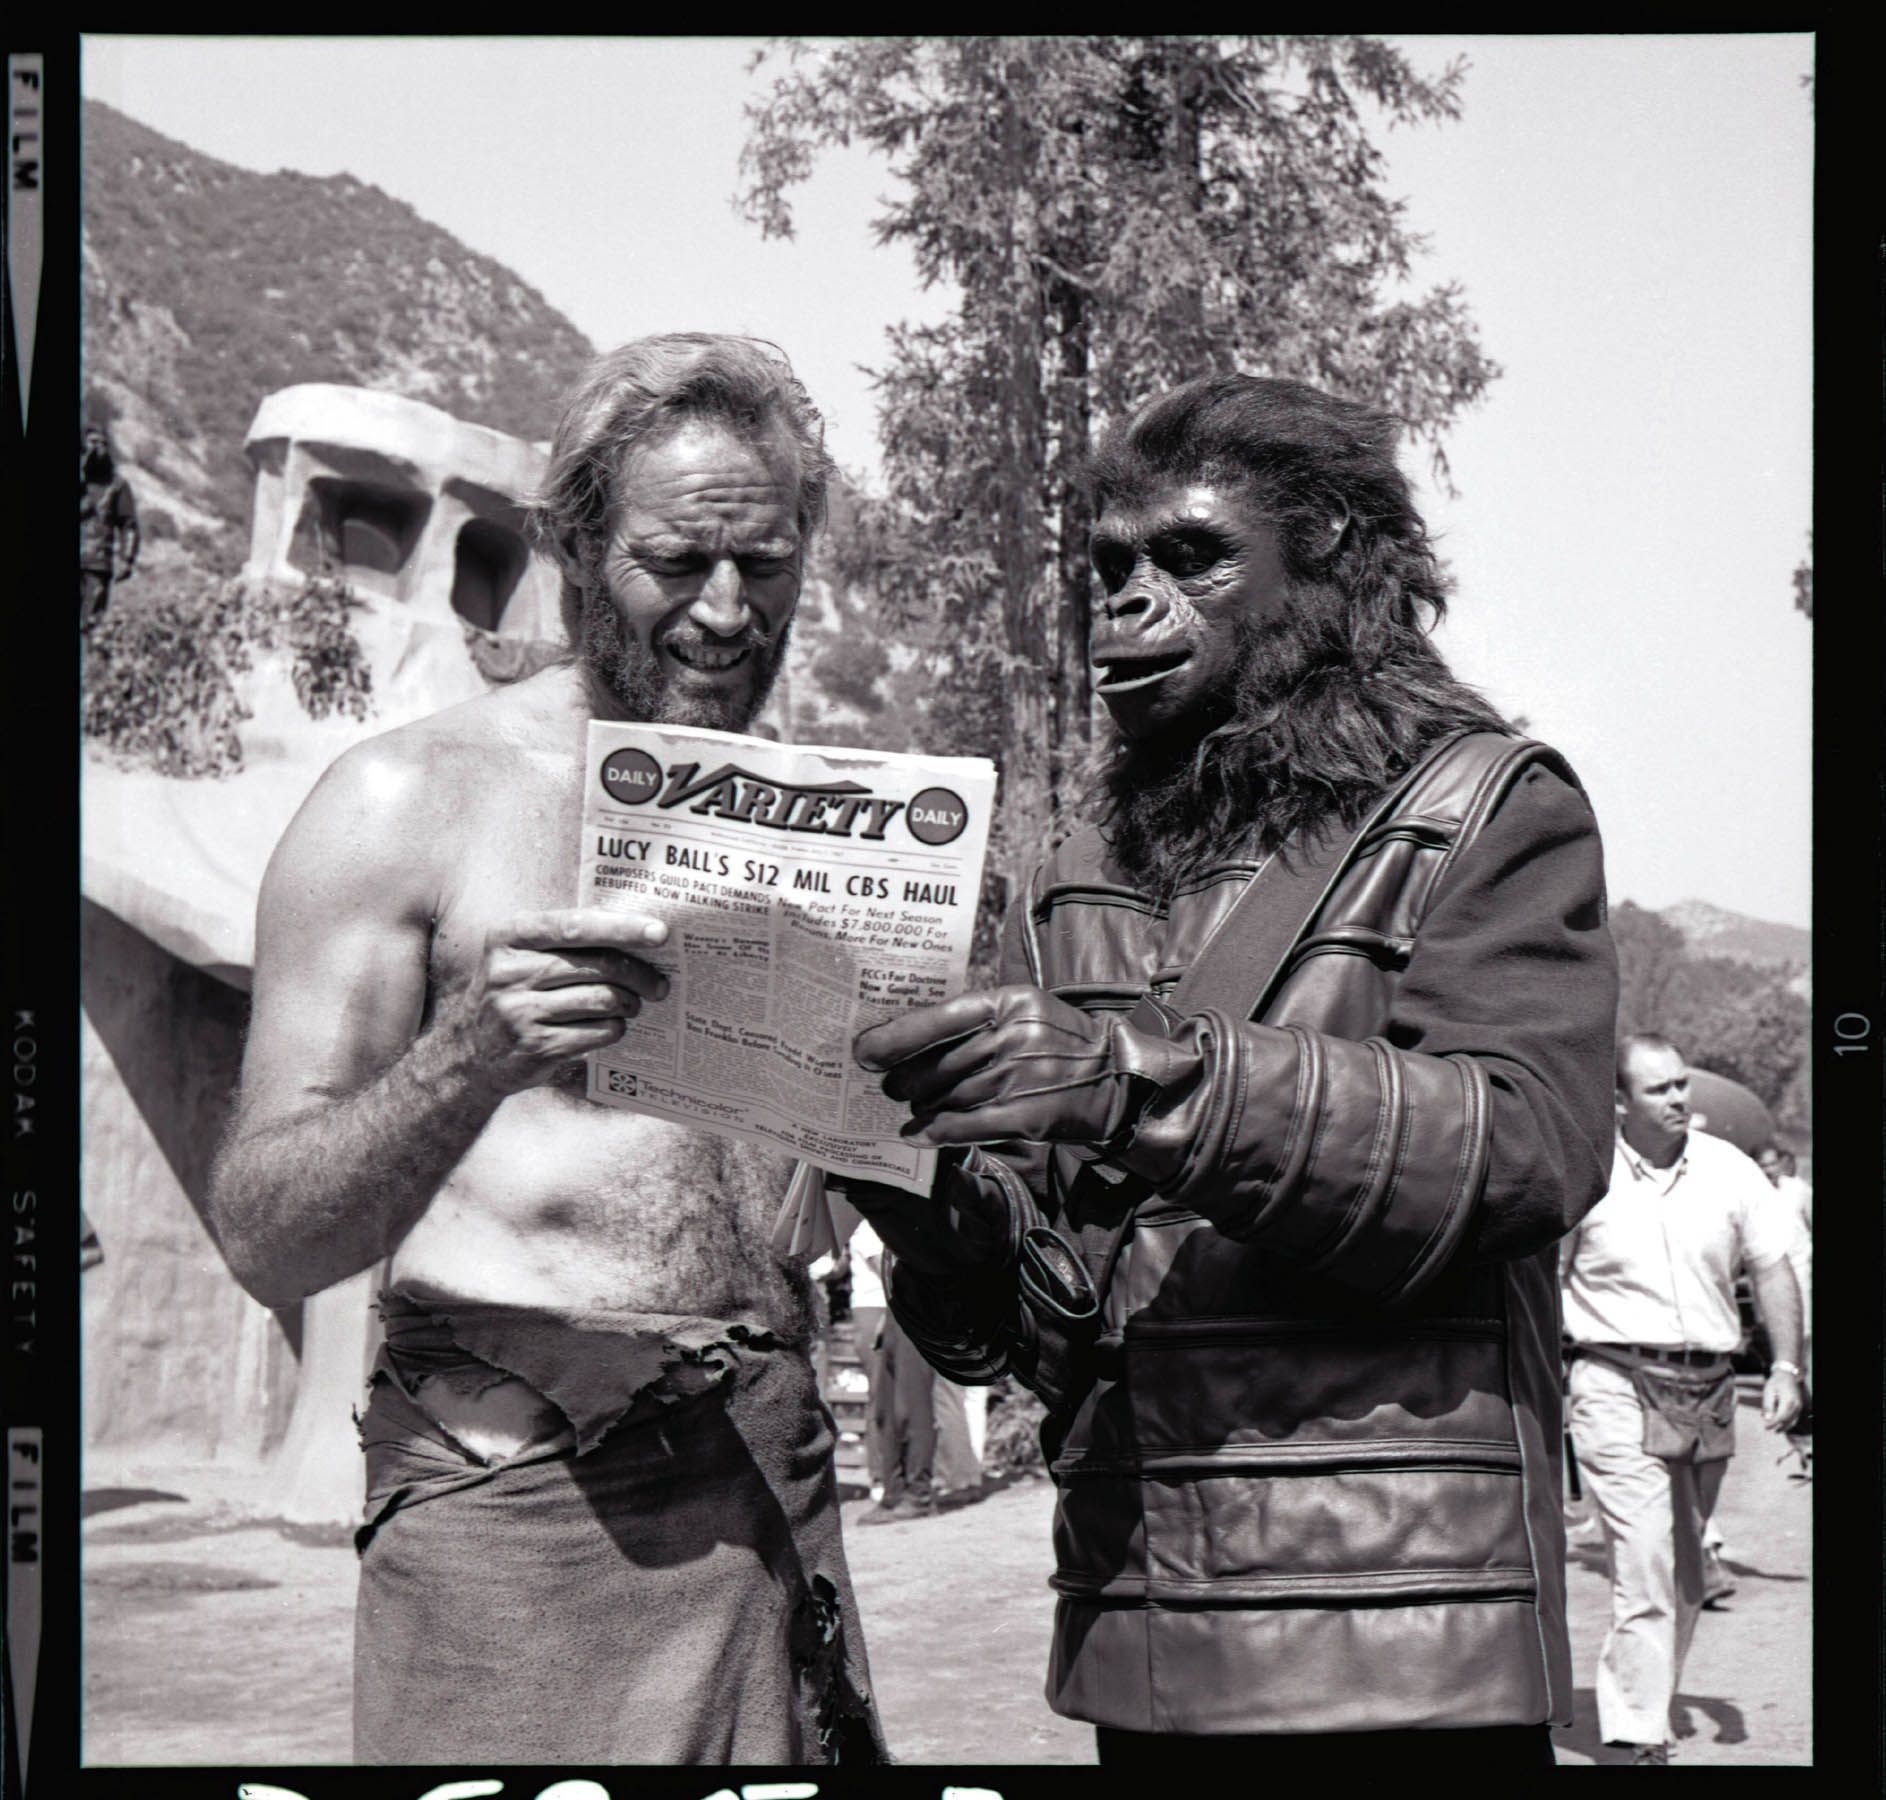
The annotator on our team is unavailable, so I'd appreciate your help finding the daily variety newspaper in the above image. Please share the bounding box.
[579,720,997,1198]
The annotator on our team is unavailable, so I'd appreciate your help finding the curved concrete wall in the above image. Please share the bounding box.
[82,383,576,1479]
[242,382,563,644]
[81,898,297,1462]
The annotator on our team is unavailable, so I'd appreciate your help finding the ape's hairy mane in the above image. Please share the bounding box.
[1091,594,1507,900]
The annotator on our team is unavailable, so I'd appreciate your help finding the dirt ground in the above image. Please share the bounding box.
[1555,1384,1813,1768]
[81,1383,1809,1770]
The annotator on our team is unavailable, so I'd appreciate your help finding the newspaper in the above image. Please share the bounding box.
[579,719,997,1198]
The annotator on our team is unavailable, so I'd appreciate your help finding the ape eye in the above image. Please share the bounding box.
[1092,547,1131,592]
[1155,537,1218,577]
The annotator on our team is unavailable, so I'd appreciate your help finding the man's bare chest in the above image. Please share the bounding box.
[423,764,588,1002]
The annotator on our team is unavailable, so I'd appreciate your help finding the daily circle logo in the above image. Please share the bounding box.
[906,786,970,845]
[601,749,663,803]
[600,750,972,846]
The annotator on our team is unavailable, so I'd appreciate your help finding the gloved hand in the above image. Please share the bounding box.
[854,986,1199,1154]
[825,1147,1024,1277]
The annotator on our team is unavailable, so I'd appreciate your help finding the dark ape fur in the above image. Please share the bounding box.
[1087,375,1508,898]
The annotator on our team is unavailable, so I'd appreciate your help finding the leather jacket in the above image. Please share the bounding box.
[885,733,1618,1733]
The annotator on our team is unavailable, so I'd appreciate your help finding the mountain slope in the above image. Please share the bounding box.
[1662,899,1808,970]
[82,98,597,550]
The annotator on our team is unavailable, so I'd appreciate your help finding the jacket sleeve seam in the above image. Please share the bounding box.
[1378,1055,1492,1305]
[1301,1037,1403,1278]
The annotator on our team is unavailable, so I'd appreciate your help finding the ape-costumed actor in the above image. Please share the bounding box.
[843,376,1618,1772]
[80,424,139,630]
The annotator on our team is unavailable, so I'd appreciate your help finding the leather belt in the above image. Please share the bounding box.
[1582,1341,1728,1368]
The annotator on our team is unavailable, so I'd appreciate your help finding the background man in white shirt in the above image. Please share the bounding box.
[1559,1032,1804,1765]
[845,1221,941,1523]
[1755,1143,1813,1394]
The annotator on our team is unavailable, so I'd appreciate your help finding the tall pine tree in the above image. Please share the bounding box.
[740,36,1499,913]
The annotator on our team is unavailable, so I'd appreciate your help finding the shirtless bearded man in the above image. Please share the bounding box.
[207,335,886,1766]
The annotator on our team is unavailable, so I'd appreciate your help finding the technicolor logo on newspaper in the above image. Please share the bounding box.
[598,750,972,848]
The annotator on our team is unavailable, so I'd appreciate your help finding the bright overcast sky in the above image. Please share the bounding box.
[82,34,1814,929]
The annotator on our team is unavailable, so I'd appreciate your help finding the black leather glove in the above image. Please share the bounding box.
[854,986,1202,1157]
[825,1145,1031,1278]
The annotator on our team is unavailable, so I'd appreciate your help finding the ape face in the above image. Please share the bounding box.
[1088,479,1292,742]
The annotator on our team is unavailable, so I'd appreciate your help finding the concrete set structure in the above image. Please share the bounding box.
[81,386,567,1518]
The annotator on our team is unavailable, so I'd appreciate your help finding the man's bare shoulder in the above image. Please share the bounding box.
[265,665,588,896]
[309,665,584,803]
[358,662,585,767]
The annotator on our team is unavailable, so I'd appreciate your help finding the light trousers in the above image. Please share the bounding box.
[1567,1355,1731,1746]
[932,1376,984,1493]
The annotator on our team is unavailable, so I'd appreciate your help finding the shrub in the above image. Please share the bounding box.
[82,580,253,776]
[980,1375,1048,1478]
[82,572,372,777]
[269,575,374,723]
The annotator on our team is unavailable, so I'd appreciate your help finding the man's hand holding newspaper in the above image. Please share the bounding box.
[576,720,997,1255]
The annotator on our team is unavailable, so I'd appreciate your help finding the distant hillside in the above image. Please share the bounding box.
[1662,899,1809,971]
[1611,897,1809,1143]
[82,98,596,558]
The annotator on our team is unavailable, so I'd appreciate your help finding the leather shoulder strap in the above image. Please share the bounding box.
[1166,729,1525,1022]
[1060,730,1539,1323]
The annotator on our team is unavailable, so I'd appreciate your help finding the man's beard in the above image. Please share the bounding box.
[579,588,791,732]
[83,449,113,484]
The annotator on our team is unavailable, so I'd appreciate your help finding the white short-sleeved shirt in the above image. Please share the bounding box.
[1774,1173,1813,1266]
[848,1221,886,1310]
[1561,1129,1795,1352]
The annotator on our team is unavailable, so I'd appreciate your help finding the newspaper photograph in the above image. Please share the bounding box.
[579,719,998,1193]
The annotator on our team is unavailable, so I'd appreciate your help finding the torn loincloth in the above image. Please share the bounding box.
[352,1292,888,1766]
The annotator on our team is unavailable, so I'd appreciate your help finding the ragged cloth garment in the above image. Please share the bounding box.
[353,1293,888,1766]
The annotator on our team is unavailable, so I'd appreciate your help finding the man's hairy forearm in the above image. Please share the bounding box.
[208,1015,502,1308]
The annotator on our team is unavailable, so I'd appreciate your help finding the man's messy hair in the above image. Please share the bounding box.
[1085,373,1508,896]
[527,333,834,638]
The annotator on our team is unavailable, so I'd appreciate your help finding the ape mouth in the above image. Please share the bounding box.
[1092,649,1192,694]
